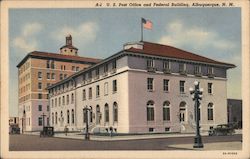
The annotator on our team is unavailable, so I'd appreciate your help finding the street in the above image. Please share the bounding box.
[9,134,242,151]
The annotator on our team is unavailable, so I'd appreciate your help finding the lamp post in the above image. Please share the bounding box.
[83,106,91,140]
[189,81,204,148]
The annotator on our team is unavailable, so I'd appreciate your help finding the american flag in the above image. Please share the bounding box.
[142,18,153,30]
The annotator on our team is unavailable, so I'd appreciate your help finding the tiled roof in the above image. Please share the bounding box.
[125,41,235,67]
[17,51,101,67]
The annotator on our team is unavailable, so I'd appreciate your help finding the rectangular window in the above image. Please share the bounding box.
[61,65,63,70]
[64,74,67,79]
[38,82,42,90]
[38,93,42,99]
[89,88,92,99]
[95,69,99,79]
[59,97,61,106]
[163,60,170,70]
[208,83,213,94]
[163,107,170,121]
[51,61,55,69]
[47,105,49,111]
[147,78,154,91]
[194,65,201,75]
[88,72,92,81]
[147,107,154,121]
[104,82,108,95]
[51,73,55,80]
[207,67,214,75]
[111,61,116,73]
[63,96,65,105]
[96,85,100,97]
[163,79,169,92]
[179,63,186,73]
[81,90,85,101]
[38,72,42,79]
[46,60,50,68]
[38,117,43,126]
[38,105,42,111]
[60,74,63,80]
[104,64,108,74]
[55,98,57,107]
[72,66,75,71]
[149,128,155,132]
[66,95,69,104]
[180,81,185,93]
[76,67,79,72]
[113,80,117,92]
[47,73,50,79]
[165,127,170,132]
[147,59,154,68]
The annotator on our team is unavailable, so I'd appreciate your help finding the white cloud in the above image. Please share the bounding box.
[51,22,98,47]
[158,20,235,51]
[12,22,43,52]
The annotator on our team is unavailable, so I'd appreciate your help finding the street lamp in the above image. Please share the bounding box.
[83,106,91,140]
[189,81,204,148]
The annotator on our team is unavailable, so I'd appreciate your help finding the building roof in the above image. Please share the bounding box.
[17,51,101,67]
[125,41,235,68]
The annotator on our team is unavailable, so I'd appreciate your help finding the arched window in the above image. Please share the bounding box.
[96,105,100,124]
[67,110,70,124]
[55,112,58,124]
[52,112,54,125]
[163,101,170,121]
[71,93,74,104]
[72,109,74,124]
[113,102,118,122]
[67,95,69,104]
[208,103,214,120]
[105,103,109,122]
[147,100,154,121]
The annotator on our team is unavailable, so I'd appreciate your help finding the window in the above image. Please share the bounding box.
[82,89,86,100]
[104,64,108,75]
[147,59,154,68]
[61,65,63,70]
[112,61,116,73]
[82,74,86,82]
[46,60,50,68]
[47,117,49,126]
[52,113,54,125]
[51,73,55,80]
[64,74,67,79]
[208,83,213,94]
[38,105,42,111]
[179,81,185,93]
[63,96,65,105]
[113,80,117,92]
[47,105,49,111]
[51,61,55,69]
[104,82,108,95]
[55,112,58,124]
[113,102,118,122]
[52,99,54,108]
[67,110,70,124]
[104,104,109,122]
[179,101,186,122]
[38,93,42,99]
[38,82,42,90]
[60,74,63,80]
[163,60,170,70]
[55,98,57,107]
[208,103,214,120]
[95,69,99,79]
[163,79,169,92]
[59,97,61,106]
[149,128,155,132]
[179,63,186,73]
[88,72,92,81]
[147,78,154,91]
[76,67,79,72]
[38,117,43,126]
[194,65,202,75]
[96,85,100,97]
[38,72,42,79]
[147,100,154,121]
[71,93,74,103]
[89,88,92,99]
[47,73,50,79]
[163,101,170,121]
[67,95,69,104]
[165,127,170,132]
[96,105,101,124]
[72,109,74,124]
[207,67,214,75]
[72,66,75,71]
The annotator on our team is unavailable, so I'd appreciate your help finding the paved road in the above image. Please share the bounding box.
[9,134,242,151]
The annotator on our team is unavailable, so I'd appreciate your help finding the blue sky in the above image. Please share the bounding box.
[9,8,241,116]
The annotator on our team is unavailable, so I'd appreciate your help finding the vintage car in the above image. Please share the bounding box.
[208,124,235,136]
[40,127,54,137]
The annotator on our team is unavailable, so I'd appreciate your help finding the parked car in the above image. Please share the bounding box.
[9,125,20,134]
[40,127,54,137]
[208,124,235,136]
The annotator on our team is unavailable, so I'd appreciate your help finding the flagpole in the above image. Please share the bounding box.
[141,18,143,42]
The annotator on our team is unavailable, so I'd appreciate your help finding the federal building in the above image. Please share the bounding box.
[48,41,235,133]
[17,35,100,132]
